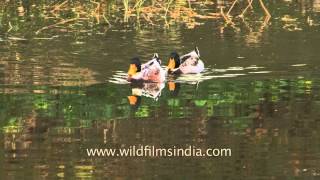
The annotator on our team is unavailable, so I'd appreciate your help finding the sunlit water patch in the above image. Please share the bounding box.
[244,65,265,70]
[108,71,129,84]
[291,64,307,67]
[248,71,272,74]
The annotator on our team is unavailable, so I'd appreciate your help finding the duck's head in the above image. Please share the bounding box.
[167,52,180,72]
[127,57,141,78]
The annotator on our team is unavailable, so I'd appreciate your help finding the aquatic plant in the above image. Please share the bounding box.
[0,0,221,34]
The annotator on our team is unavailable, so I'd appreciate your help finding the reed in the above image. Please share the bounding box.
[164,0,174,27]
[123,0,130,22]
[134,0,146,23]
[0,0,273,34]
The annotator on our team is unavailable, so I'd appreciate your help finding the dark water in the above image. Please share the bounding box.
[1,1,320,179]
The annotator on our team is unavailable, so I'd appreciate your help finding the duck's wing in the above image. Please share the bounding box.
[142,59,159,69]
[180,55,192,63]
[180,50,200,63]
[141,60,151,70]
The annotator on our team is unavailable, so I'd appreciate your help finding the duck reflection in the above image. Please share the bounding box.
[127,82,165,110]
[167,81,181,97]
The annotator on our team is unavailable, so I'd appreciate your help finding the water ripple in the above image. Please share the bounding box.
[107,63,312,85]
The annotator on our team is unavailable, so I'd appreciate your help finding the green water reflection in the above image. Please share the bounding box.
[1,77,320,178]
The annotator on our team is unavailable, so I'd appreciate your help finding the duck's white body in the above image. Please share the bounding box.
[179,59,204,74]
[130,55,166,83]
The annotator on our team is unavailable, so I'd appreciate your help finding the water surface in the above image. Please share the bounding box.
[1,1,320,179]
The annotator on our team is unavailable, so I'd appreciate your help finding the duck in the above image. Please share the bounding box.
[127,53,166,83]
[167,47,204,74]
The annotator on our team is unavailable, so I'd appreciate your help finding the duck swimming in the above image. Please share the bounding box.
[127,53,166,83]
[167,47,204,74]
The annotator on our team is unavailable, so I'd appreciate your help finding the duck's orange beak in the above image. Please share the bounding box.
[167,58,175,71]
[128,64,137,76]
[168,82,176,91]
[128,96,138,105]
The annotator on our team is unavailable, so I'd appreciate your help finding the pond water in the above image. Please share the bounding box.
[1,1,320,179]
